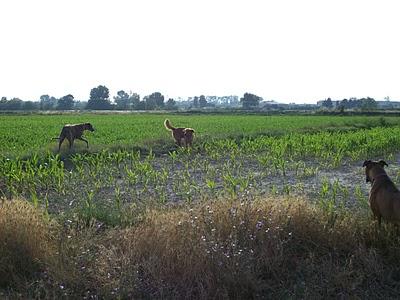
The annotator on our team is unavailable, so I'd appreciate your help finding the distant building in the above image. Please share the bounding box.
[317,98,400,110]
[376,100,400,109]
[261,100,317,110]
[206,95,239,107]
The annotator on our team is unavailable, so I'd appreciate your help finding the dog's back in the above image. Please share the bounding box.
[364,160,400,224]
[372,178,400,223]
[62,124,83,137]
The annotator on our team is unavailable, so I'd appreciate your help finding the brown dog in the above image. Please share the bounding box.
[164,119,195,147]
[53,123,95,151]
[363,159,400,226]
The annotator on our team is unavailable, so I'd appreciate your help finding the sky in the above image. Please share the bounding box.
[0,0,399,104]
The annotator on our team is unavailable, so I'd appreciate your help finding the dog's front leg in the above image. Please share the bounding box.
[77,137,89,148]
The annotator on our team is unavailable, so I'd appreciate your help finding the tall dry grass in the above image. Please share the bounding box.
[0,199,57,287]
[2,196,400,298]
[88,197,400,299]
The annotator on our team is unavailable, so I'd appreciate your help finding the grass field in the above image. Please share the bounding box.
[1,113,398,157]
[2,113,400,298]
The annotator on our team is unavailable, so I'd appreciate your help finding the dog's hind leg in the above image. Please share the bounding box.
[174,137,182,147]
[67,137,74,149]
[58,137,65,151]
[77,137,89,148]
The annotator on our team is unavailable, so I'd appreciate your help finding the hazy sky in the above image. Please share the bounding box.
[1,0,399,104]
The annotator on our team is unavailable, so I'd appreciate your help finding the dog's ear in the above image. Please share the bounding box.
[378,160,388,167]
[87,123,94,131]
[184,128,194,134]
[362,160,371,167]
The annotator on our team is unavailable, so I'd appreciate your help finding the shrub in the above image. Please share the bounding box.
[0,199,57,287]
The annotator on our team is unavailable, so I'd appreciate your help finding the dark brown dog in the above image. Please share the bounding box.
[53,123,95,151]
[164,119,195,147]
[363,159,400,226]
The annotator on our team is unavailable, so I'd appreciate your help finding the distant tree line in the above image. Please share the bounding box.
[0,85,178,111]
[320,97,378,111]
[191,95,209,108]
[0,85,265,111]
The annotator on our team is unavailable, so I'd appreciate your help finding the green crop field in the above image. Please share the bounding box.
[1,113,399,157]
[2,112,400,298]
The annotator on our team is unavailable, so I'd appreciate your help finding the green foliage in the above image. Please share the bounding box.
[113,90,141,110]
[199,95,207,107]
[1,114,399,158]
[57,94,74,110]
[240,92,262,108]
[143,92,164,110]
[87,85,112,110]
[39,94,57,110]
[166,98,176,110]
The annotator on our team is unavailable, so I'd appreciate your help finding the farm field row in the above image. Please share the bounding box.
[2,124,400,218]
[0,113,398,157]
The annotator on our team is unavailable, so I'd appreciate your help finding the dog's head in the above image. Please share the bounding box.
[183,128,195,138]
[362,159,388,183]
[84,123,95,132]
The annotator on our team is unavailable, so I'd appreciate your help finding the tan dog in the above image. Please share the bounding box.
[164,119,195,147]
[53,123,95,151]
[363,159,400,226]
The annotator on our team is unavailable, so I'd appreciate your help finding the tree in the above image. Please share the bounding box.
[114,90,130,110]
[193,96,199,108]
[87,85,112,110]
[337,98,348,112]
[144,92,164,110]
[130,93,141,110]
[57,94,74,110]
[74,101,87,110]
[143,95,155,110]
[360,97,377,111]
[153,92,165,108]
[199,95,207,108]
[166,98,176,110]
[0,97,7,110]
[22,101,39,110]
[322,97,333,109]
[40,95,58,110]
[0,98,23,110]
[135,100,146,110]
[114,91,141,110]
[240,93,262,109]
[348,97,358,109]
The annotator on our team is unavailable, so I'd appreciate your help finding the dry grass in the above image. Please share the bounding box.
[0,199,57,287]
[86,197,400,298]
[2,197,400,298]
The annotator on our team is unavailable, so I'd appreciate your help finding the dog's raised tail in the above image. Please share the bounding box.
[164,119,175,131]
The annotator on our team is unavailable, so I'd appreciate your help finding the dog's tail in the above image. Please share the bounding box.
[164,119,175,131]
